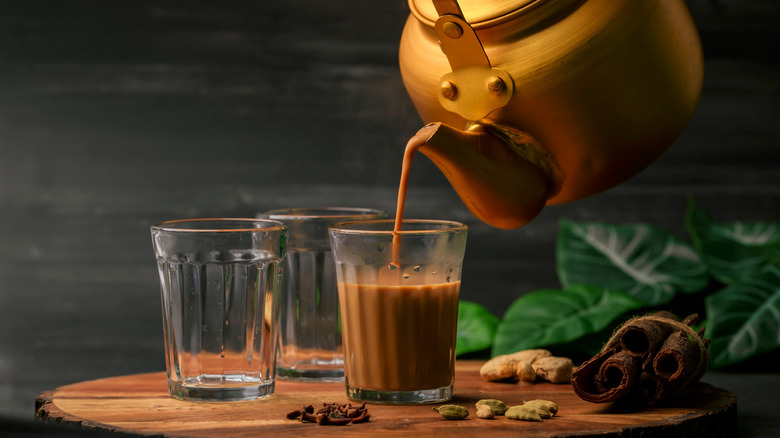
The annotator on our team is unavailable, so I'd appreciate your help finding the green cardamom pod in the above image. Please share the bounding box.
[526,404,552,419]
[505,405,543,422]
[475,399,509,415]
[433,404,469,420]
[522,399,558,416]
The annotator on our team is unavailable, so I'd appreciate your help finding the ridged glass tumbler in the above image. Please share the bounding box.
[151,218,287,401]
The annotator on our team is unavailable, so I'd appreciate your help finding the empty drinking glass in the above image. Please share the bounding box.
[151,218,287,401]
[259,207,386,381]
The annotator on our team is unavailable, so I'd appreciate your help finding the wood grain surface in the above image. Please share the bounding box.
[35,361,736,437]
[0,1,776,436]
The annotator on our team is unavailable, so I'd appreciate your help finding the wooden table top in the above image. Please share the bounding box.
[35,361,736,437]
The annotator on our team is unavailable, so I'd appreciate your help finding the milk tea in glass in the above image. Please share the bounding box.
[329,219,467,404]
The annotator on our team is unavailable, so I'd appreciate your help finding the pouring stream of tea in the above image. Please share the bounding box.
[392,124,438,266]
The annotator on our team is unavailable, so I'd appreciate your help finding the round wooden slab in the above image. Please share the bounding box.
[35,361,736,437]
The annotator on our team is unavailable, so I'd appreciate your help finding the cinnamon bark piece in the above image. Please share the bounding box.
[634,371,665,405]
[618,312,676,369]
[571,347,621,403]
[571,313,710,407]
[593,351,641,400]
[653,330,709,386]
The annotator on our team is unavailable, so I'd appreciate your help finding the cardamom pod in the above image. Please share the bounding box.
[433,404,469,420]
[505,405,543,422]
[524,403,552,419]
[475,399,508,415]
[476,404,495,419]
[522,399,558,416]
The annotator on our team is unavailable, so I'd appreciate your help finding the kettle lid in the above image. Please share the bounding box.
[409,0,543,28]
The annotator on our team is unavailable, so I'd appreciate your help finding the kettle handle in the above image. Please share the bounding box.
[433,0,491,70]
[432,0,515,121]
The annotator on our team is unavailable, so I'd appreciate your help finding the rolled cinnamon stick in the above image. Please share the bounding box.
[572,313,710,407]
[633,371,666,406]
[572,347,645,404]
[653,330,708,386]
[653,310,680,321]
[571,348,620,403]
[682,314,699,327]
[594,351,641,399]
[618,312,676,368]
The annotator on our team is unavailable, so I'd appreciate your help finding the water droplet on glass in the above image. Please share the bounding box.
[402,273,410,279]
[377,243,387,253]
[387,263,399,270]
[446,276,452,282]
[220,353,225,358]
[413,265,421,272]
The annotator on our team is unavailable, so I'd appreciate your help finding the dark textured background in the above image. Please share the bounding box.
[0,0,778,435]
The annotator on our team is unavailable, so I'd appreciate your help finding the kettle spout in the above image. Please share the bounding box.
[413,121,562,229]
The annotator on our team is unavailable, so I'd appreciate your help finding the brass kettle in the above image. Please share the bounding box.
[399,0,704,229]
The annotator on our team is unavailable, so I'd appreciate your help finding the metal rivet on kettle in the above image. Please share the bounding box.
[442,21,463,39]
[440,81,457,100]
[487,76,506,94]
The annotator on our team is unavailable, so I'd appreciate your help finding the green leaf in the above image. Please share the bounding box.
[491,284,645,357]
[557,219,709,306]
[705,265,780,368]
[456,300,499,356]
[685,197,780,285]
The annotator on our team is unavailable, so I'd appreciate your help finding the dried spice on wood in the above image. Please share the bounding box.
[285,401,370,426]
[571,312,709,406]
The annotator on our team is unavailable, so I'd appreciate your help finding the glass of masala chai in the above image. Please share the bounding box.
[328,219,467,404]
